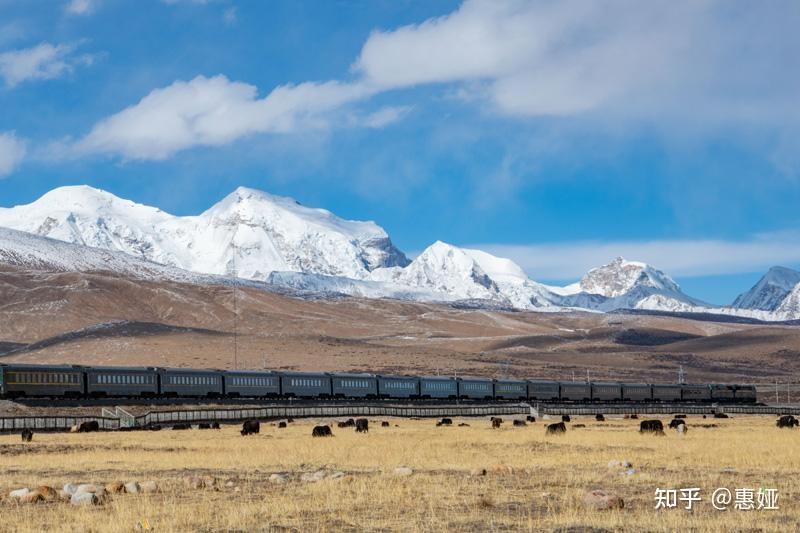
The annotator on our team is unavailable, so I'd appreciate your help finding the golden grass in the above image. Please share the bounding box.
[0,416,798,532]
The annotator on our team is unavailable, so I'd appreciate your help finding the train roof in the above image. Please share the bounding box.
[222,369,280,375]
[329,372,376,378]
[559,380,591,386]
[457,376,493,381]
[0,363,82,370]
[494,378,527,383]
[377,374,419,380]
[419,375,457,381]
[160,367,223,374]
[83,365,158,372]
[279,371,329,377]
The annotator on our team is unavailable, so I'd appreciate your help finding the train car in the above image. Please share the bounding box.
[224,370,281,398]
[419,376,458,399]
[710,384,736,403]
[527,380,560,401]
[494,379,527,400]
[734,384,757,404]
[457,377,493,400]
[330,373,378,398]
[652,384,682,402]
[86,366,159,397]
[591,382,622,402]
[681,384,711,403]
[0,364,84,398]
[621,383,652,402]
[559,381,591,402]
[378,375,420,399]
[160,368,224,398]
[280,372,332,398]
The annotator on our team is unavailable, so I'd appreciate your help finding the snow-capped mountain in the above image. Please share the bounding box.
[732,266,800,312]
[0,185,408,282]
[553,257,705,313]
[577,257,681,298]
[1,185,798,321]
[0,226,211,283]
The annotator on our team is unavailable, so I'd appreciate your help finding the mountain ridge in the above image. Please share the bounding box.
[0,185,797,321]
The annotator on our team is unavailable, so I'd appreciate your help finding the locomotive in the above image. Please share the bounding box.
[0,363,757,403]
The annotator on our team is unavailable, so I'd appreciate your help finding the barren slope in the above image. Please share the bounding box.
[1,265,799,383]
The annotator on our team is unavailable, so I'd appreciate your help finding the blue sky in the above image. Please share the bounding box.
[1,0,799,304]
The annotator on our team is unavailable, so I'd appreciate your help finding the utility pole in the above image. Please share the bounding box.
[678,365,685,384]
[586,369,590,383]
[775,381,779,405]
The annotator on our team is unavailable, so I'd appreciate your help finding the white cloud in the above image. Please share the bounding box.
[65,0,97,15]
[474,232,800,280]
[73,75,376,160]
[362,106,412,128]
[354,0,800,123]
[0,132,26,177]
[0,42,95,87]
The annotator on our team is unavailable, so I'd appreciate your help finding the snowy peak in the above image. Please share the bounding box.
[579,256,681,298]
[0,185,409,281]
[732,266,800,311]
[370,241,501,300]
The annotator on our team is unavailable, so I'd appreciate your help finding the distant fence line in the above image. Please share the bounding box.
[3,402,800,432]
[0,403,530,432]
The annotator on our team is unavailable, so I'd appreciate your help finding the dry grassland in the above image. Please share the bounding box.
[0,416,798,532]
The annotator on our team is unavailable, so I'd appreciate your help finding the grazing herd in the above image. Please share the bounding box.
[11,411,800,445]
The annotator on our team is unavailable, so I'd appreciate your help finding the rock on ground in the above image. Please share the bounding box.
[582,489,624,511]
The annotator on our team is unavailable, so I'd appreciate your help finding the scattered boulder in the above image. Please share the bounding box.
[269,473,290,485]
[35,486,59,501]
[489,464,514,475]
[70,492,100,506]
[20,491,44,504]
[8,488,31,500]
[105,481,126,494]
[582,489,624,511]
[183,475,218,490]
[139,481,159,493]
[300,470,327,483]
